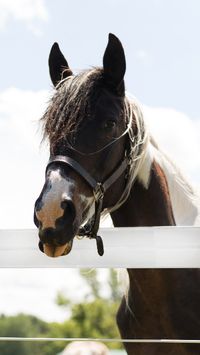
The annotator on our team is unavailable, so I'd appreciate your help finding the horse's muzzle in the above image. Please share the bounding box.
[38,239,73,257]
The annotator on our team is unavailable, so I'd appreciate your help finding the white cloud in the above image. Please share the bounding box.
[0,0,49,34]
[0,87,50,228]
[0,268,110,322]
[0,269,88,322]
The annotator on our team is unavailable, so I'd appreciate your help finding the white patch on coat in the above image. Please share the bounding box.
[36,170,75,229]
[136,138,200,226]
[137,144,153,189]
[151,143,200,225]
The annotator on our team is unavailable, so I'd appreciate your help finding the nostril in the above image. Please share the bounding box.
[38,241,44,253]
[38,228,69,247]
[39,227,54,240]
[61,199,76,223]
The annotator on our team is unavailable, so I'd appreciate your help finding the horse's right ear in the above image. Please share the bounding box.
[48,43,72,87]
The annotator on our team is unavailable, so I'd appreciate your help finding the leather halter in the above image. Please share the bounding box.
[46,137,131,256]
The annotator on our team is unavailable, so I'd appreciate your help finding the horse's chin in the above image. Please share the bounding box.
[40,240,73,258]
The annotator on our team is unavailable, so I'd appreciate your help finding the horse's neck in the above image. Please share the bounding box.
[111,162,178,339]
[111,141,199,227]
[110,151,175,321]
[110,159,175,227]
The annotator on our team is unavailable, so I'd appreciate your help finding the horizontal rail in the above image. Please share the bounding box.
[0,227,200,268]
[0,337,200,344]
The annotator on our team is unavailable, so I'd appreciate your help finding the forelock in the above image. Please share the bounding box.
[42,68,104,147]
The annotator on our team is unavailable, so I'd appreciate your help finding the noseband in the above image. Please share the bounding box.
[46,132,132,256]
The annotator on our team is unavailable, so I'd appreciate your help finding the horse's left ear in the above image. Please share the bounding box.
[48,42,73,87]
[103,33,126,95]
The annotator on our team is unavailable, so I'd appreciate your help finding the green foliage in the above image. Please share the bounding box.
[55,291,71,307]
[0,313,50,355]
[54,269,123,349]
[68,298,121,349]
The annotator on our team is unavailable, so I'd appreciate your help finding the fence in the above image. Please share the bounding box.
[1,226,200,268]
[1,226,200,346]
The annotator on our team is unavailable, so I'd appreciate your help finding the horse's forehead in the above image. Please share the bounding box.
[95,92,121,114]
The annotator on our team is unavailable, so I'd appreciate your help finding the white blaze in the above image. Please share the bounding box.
[36,170,74,229]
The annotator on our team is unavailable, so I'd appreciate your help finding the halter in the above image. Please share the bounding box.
[46,127,133,256]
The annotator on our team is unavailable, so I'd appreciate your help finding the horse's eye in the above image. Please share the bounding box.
[104,120,116,130]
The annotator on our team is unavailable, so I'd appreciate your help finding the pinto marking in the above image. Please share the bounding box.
[137,144,153,189]
[36,170,75,229]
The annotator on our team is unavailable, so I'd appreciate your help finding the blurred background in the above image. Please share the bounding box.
[0,0,200,353]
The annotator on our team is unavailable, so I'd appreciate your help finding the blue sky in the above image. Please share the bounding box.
[0,0,200,322]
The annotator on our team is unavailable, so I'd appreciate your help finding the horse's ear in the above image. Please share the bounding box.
[103,33,126,95]
[48,42,73,87]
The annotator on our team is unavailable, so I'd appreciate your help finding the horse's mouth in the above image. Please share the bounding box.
[39,240,73,257]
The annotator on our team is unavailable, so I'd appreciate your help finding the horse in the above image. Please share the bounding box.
[34,33,200,354]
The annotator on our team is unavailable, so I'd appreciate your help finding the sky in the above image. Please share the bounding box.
[0,0,200,322]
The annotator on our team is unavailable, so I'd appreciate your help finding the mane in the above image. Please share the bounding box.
[128,98,200,226]
[103,94,200,226]
[149,139,200,225]
[102,97,149,217]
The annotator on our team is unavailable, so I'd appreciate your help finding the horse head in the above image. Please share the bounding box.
[34,34,134,257]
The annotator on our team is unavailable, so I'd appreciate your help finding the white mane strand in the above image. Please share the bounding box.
[102,94,200,226]
[149,139,200,226]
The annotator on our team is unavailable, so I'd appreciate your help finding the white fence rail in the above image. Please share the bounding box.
[1,226,200,346]
[0,226,200,268]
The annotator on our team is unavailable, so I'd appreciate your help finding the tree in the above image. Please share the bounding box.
[0,313,50,355]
